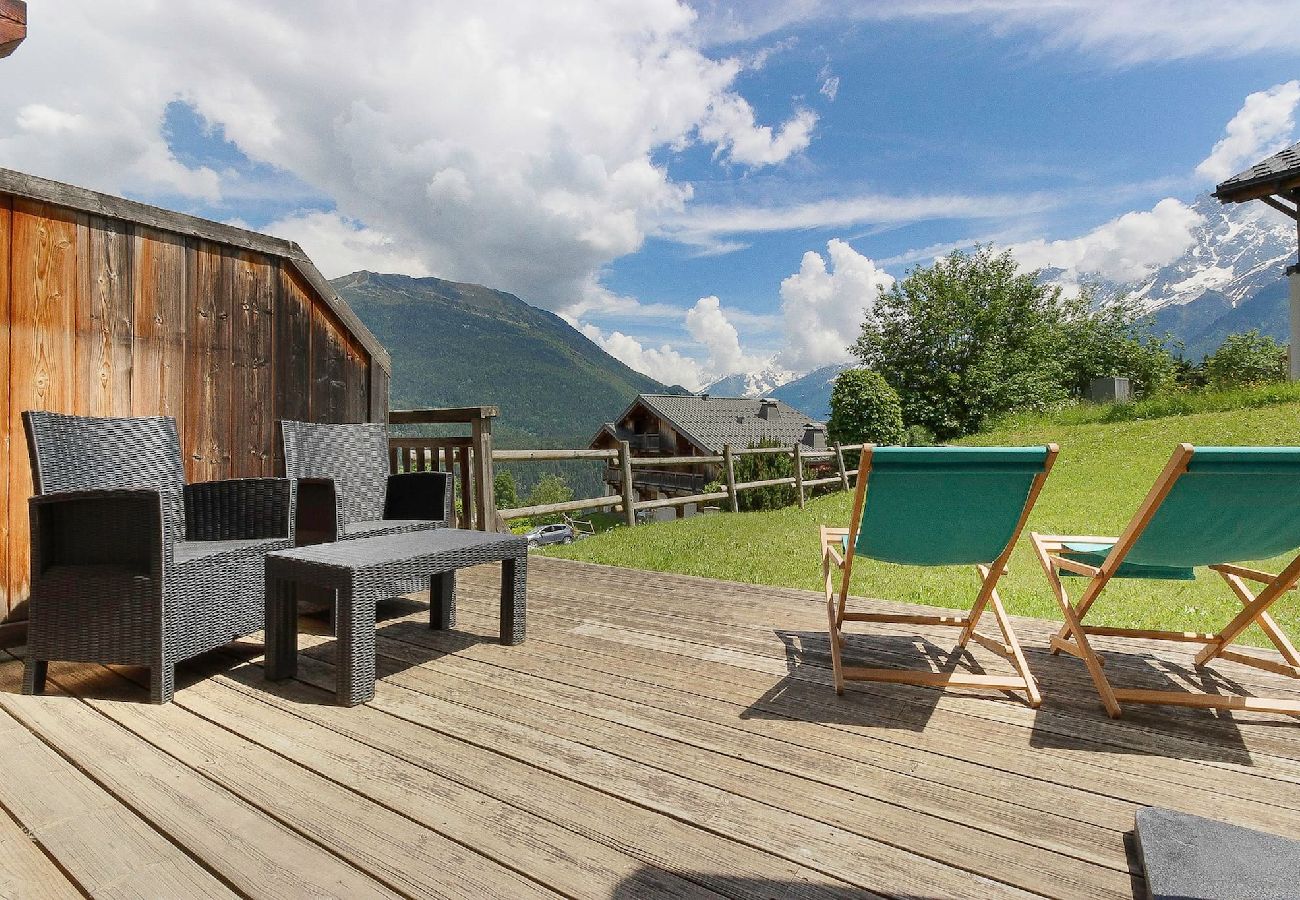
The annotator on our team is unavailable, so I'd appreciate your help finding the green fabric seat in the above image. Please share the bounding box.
[854,446,1053,566]
[1058,541,1195,581]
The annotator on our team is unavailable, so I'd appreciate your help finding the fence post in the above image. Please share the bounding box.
[793,442,805,509]
[723,443,739,513]
[471,411,498,531]
[619,440,636,527]
[834,442,849,491]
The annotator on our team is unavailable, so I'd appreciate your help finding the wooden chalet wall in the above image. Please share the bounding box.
[0,169,392,621]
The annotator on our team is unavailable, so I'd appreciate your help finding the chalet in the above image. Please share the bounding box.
[590,393,825,514]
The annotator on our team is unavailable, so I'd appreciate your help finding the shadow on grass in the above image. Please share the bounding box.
[1025,645,1255,764]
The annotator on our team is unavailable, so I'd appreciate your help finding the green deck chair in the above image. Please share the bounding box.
[820,444,1058,705]
[1031,444,1300,719]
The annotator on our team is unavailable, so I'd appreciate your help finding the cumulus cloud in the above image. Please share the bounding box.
[0,1,816,310]
[577,323,705,389]
[261,211,432,279]
[777,239,894,371]
[1009,198,1203,288]
[1196,80,1300,182]
[685,295,761,375]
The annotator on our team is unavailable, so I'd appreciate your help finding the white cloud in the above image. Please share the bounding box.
[819,73,840,102]
[777,239,894,371]
[698,98,817,167]
[1009,198,1203,287]
[685,295,761,375]
[577,322,705,389]
[1196,81,1300,183]
[0,1,817,310]
[658,189,1056,252]
[260,210,432,280]
[691,2,1300,64]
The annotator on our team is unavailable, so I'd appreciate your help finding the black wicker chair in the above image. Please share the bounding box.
[22,412,291,703]
[279,420,453,546]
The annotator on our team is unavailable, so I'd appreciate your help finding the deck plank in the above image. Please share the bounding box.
[0,796,81,900]
[0,685,235,899]
[0,655,399,899]
[4,556,1300,899]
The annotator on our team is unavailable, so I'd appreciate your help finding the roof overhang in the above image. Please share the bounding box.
[1213,142,1300,228]
[0,0,25,58]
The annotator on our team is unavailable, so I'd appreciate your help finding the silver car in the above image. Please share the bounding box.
[525,523,575,548]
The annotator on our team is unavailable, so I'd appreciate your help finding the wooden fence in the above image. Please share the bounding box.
[492,441,864,527]
[386,407,498,531]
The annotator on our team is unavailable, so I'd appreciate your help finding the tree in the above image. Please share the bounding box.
[1057,293,1177,399]
[1204,331,1287,388]
[525,473,574,524]
[494,471,519,510]
[853,247,1180,438]
[827,368,904,446]
[853,247,1068,439]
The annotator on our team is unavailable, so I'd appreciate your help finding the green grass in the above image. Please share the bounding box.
[990,380,1300,430]
[547,400,1300,647]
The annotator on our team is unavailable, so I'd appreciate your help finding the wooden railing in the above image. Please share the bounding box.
[493,441,864,526]
[387,407,498,531]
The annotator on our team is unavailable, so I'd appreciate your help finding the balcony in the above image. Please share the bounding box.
[605,466,708,495]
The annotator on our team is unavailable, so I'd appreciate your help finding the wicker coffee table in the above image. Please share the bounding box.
[264,528,528,706]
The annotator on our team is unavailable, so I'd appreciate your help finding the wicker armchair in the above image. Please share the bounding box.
[22,412,291,703]
[280,420,452,546]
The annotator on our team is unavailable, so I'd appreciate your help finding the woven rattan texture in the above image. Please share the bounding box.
[21,412,291,703]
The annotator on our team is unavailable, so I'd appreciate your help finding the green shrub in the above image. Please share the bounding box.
[827,368,904,446]
[494,471,519,510]
[525,473,574,524]
[903,424,936,446]
[733,441,798,512]
[1204,331,1287,389]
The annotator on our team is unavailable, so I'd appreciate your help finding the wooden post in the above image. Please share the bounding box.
[723,444,739,513]
[619,440,636,527]
[793,442,805,509]
[471,411,498,531]
[834,442,849,491]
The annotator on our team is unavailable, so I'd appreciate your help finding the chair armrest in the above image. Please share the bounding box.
[384,470,453,524]
[184,478,291,541]
[29,489,167,577]
[289,477,343,545]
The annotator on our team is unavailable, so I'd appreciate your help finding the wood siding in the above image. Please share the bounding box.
[1,192,386,618]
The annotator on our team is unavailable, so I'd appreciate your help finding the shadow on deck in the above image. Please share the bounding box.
[2,555,1299,899]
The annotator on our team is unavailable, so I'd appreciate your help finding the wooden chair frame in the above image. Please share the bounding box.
[1031,443,1300,719]
[820,444,1058,706]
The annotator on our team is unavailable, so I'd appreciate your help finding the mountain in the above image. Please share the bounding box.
[770,363,852,421]
[1119,194,1295,359]
[332,271,666,450]
[703,365,798,399]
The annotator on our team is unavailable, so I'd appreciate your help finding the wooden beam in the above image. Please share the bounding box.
[0,0,26,59]
[389,406,499,425]
[1259,194,1300,223]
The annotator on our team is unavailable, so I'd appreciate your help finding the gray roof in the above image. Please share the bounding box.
[1214,141,1300,201]
[635,394,823,454]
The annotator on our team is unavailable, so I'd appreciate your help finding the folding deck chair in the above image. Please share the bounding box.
[1031,444,1300,719]
[820,444,1058,705]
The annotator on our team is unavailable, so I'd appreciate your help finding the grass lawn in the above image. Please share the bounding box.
[546,400,1300,648]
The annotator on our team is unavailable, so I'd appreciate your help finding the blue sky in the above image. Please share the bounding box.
[3,2,1299,387]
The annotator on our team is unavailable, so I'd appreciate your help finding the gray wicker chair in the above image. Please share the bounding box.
[22,411,291,703]
[280,420,453,545]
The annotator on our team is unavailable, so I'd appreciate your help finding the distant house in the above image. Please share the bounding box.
[590,394,826,516]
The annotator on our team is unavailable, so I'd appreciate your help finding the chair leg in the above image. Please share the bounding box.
[827,595,845,696]
[150,664,175,704]
[23,659,47,696]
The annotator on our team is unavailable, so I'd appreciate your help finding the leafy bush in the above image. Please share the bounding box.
[827,368,904,446]
[733,441,797,512]
[1204,331,1287,388]
[1058,294,1177,398]
[903,424,936,447]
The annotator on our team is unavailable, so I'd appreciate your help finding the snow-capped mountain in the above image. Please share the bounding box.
[702,365,799,398]
[1126,193,1295,311]
[770,363,853,421]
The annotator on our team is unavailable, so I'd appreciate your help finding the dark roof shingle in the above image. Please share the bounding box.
[1214,141,1300,200]
[636,394,823,453]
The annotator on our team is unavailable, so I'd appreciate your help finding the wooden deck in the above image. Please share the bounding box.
[3,556,1300,899]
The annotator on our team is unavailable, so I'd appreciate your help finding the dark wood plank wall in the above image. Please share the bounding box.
[1,193,386,617]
